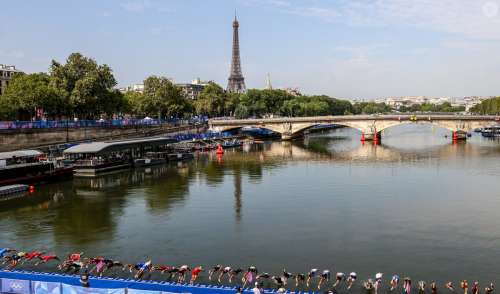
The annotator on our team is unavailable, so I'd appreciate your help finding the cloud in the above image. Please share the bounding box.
[120,0,151,13]
[252,0,500,40]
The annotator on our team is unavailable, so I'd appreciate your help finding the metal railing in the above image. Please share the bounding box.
[0,117,208,130]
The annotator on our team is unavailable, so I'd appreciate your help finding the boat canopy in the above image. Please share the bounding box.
[63,137,177,155]
[0,150,43,160]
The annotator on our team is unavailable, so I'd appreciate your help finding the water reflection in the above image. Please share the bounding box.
[1,125,500,282]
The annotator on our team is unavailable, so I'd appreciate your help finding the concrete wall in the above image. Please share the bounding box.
[0,124,207,152]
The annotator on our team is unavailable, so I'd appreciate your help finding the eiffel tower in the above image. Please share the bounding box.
[227,14,246,93]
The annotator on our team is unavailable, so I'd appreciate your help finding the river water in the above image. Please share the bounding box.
[1,125,500,289]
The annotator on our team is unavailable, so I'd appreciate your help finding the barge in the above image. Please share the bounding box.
[63,137,178,177]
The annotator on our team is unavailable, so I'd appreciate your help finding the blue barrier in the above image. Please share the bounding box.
[0,271,296,294]
[0,118,208,130]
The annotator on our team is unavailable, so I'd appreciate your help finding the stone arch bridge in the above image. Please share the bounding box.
[209,115,500,141]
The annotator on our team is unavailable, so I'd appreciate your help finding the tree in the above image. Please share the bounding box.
[142,76,189,119]
[193,82,227,117]
[49,52,120,119]
[0,72,65,120]
[471,97,500,114]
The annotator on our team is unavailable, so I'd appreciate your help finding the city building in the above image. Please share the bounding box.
[284,87,302,97]
[118,83,144,93]
[176,78,211,100]
[0,64,21,95]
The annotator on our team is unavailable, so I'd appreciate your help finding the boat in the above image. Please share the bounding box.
[0,184,29,201]
[481,126,500,137]
[134,152,167,167]
[0,150,73,185]
[63,137,178,176]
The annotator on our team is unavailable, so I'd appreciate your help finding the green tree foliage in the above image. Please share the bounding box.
[49,53,120,119]
[0,72,66,120]
[193,82,227,117]
[141,76,190,119]
[470,97,500,114]
[352,102,391,114]
[195,87,353,118]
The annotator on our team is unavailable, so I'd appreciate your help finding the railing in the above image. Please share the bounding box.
[0,117,208,130]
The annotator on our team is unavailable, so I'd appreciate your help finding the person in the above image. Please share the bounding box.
[4,252,26,269]
[295,273,306,287]
[272,276,284,288]
[190,266,203,284]
[68,252,84,262]
[418,281,426,294]
[0,248,16,258]
[167,267,180,280]
[219,266,232,283]
[333,272,345,288]
[390,275,400,291]
[364,279,375,292]
[209,265,223,281]
[318,270,331,290]
[282,269,293,286]
[152,265,174,274]
[403,277,412,294]
[35,254,59,265]
[307,268,319,288]
[104,259,123,273]
[431,281,437,294]
[229,268,243,283]
[134,260,152,279]
[347,272,357,290]
[23,251,44,264]
[79,270,90,287]
[472,282,479,294]
[177,265,191,283]
[243,266,258,288]
[253,282,263,294]
[461,280,469,294]
[236,287,243,294]
[446,282,455,292]
[374,273,383,294]
[256,273,270,281]
[485,283,494,294]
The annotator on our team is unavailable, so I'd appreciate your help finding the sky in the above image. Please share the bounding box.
[2,0,500,99]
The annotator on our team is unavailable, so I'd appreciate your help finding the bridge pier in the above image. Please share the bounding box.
[452,131,468,141]
[361,132,382,142]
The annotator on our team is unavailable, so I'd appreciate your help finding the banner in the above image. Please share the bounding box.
[61,284,124,294]
[1,278,31,294]
[32,281,61,294]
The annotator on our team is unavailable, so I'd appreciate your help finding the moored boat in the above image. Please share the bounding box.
[481,126,500,137]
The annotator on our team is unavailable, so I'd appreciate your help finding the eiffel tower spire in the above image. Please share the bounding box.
[227,13,246,93]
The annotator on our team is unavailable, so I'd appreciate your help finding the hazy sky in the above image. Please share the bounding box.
[2,0,500,99]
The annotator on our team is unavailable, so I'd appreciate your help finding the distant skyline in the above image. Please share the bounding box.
[2,0,500,99]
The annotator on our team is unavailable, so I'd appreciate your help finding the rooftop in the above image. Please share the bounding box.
[63,137,177,154]
[0,150,43,160]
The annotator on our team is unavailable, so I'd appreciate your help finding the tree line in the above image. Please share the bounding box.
[0,52,468,121]
[470,97,500,115]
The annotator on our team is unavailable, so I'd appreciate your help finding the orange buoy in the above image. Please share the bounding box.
[216,144,224,155]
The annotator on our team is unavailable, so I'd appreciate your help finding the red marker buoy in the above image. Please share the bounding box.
[216,144,224,155]
[29,185,35,193]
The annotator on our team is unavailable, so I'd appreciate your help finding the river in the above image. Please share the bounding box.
[1,125,500,289]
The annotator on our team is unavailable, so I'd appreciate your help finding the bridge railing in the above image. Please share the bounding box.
[0,117,208,130]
